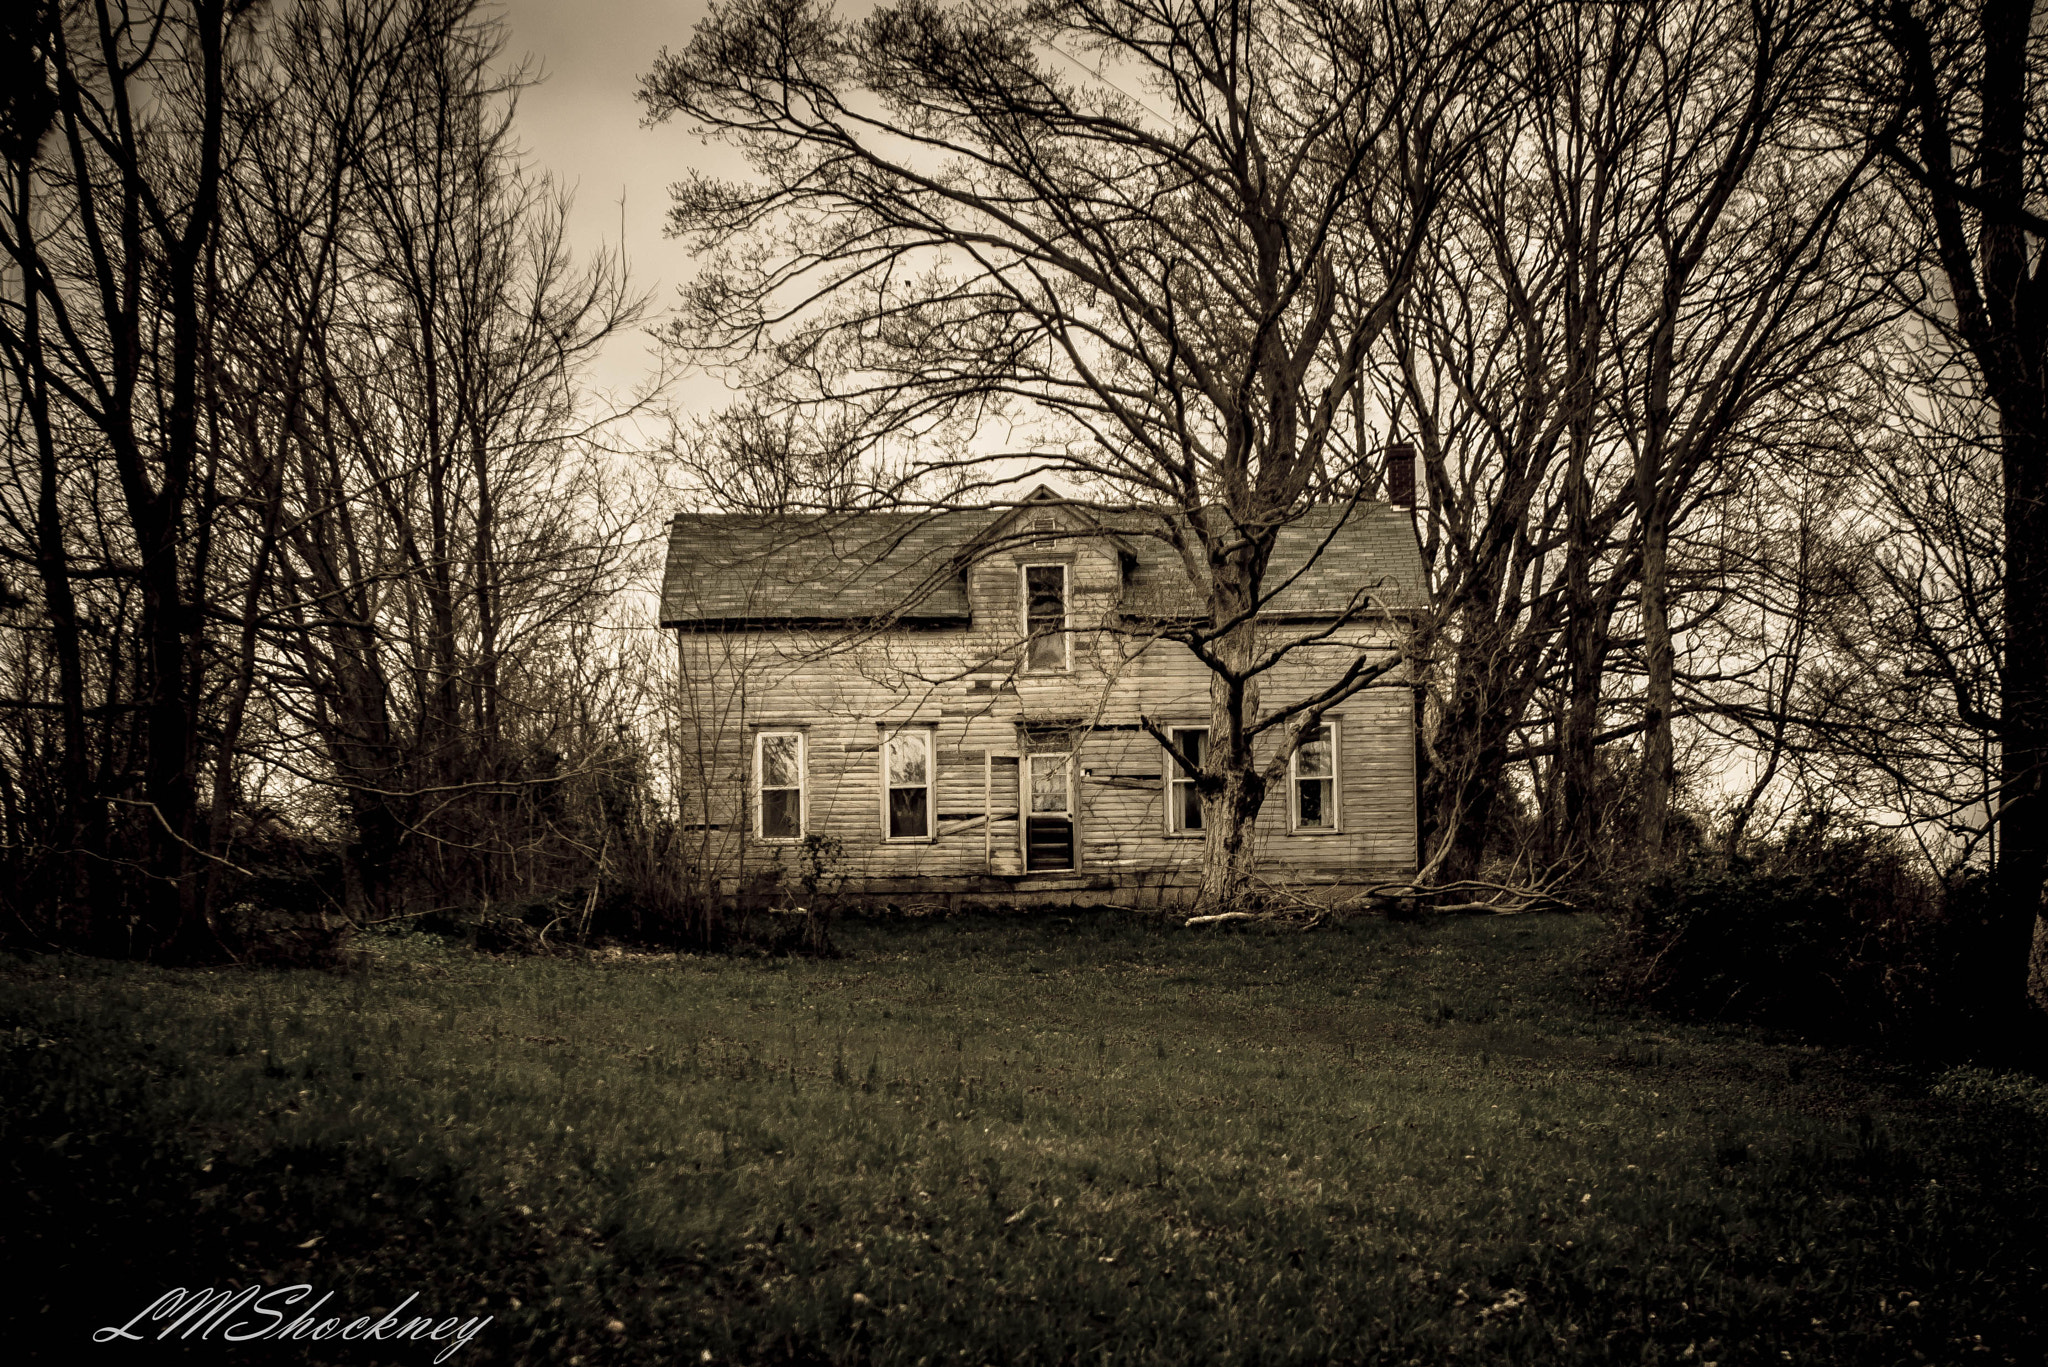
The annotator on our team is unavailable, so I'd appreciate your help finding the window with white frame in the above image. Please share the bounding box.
[1021,563,1069,671]
[1166,727,1207,834]
[1290,722,1338,831]
[754,731,804,840]
[882,730,935,840]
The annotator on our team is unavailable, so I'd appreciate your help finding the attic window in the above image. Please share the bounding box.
[1031,514,1058,548]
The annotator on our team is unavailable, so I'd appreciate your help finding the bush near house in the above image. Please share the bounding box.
[1602,812,2022,1047]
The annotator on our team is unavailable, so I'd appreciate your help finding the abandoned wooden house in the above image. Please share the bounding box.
[659,489,1426,907]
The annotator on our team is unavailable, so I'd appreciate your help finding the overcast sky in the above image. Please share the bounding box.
[490,0,1058,501]
[492,0,727,420]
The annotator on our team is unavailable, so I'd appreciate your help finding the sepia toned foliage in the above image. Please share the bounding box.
[0,0,660,958]
[1850,0,2048,1021]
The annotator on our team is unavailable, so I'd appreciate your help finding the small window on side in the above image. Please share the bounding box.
[1291,723,1337,831]
[883,730,934,840]
[755,731,804,840]
[1167,727,1207,834]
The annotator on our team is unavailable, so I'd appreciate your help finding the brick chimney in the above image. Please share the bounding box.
[1385,441,1415,510]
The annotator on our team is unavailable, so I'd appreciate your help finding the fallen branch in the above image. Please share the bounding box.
[1183,893,1328,930]
[1411,899,1551,915]
[1336,874,1577,917]
[1180,871,1568,926]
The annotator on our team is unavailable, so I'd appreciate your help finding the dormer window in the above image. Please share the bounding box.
[1022,563,1069,671]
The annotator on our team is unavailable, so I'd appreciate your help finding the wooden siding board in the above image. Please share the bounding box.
[674,607,1417,897]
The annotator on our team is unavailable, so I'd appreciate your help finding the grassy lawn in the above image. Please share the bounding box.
[5,911,2046,1365]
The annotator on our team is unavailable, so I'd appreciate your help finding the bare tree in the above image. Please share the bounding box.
[231,0,646,917]
[1610,0,1884,860]
[640,0,1514,908]
[1386,0,1882,879]
[1737,320,2011,878]
[1864,0,2048,1020]
[0,0,653,951]
[0,0,249,951]
[1382,2,1649,881]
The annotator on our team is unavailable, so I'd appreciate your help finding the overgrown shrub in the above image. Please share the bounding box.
[214,901,356,970]
[1606,811,1958,1043]
[1469,744,1712,886]
[0,816,362,969]
[408,838,844,958]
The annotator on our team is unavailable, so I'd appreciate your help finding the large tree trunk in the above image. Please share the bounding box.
[12,170,94,914]
[1635,246,1679,863]
[1980,0,2048,1022]
[1559,480,1602,868]
[1420,602,1549,883]
[1994,411,2048,1017]
[147,0,228,958]
[1637,506,1676,862]
[1424,672,1514,884]
[1887,0,2048,1023]
[1196,568,1267,911]
[1558,247,1606,869]
[1196,740,1267,910]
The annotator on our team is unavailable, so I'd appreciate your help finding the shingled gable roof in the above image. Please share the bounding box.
[659,490,1427,628]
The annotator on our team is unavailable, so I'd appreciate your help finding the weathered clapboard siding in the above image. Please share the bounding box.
[666,496,1421,903]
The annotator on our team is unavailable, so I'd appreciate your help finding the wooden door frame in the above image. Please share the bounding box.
[1020,750,1077,871]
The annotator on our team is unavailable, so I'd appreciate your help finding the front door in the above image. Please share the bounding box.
[1024,752,1074,871]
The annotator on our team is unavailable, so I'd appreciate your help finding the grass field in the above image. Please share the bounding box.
[5,911,2046,1365]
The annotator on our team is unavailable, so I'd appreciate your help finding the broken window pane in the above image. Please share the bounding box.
[1170,728,1206,832]
[756,732,803,838]
[887,733,929,787]
[760,733,801,788]
[1025,564,1066,670]
[1294,724,1334,829]
[888,786,929,839]
[1031,754,1070,813]
[886,732,932,838]
[761,787,801,839]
